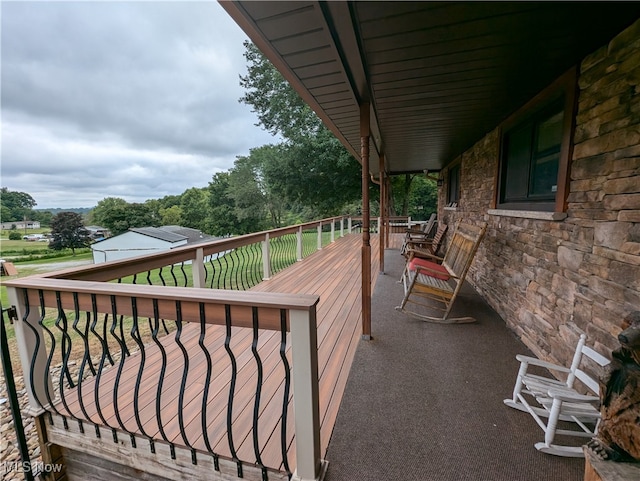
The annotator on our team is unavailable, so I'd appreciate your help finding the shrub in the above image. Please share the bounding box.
[8,231,22,240]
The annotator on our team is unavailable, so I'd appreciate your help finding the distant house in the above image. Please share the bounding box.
[1,220,40,230]
[85,225,112,240]
[91,225,219,264]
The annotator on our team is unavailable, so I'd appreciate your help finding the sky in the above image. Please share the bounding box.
[1,0,278,209]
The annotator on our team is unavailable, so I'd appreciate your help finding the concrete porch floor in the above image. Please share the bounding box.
[324,245,585,481]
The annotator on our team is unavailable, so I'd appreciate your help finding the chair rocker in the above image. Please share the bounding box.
[504,334,611,457]
[396,222,487,324]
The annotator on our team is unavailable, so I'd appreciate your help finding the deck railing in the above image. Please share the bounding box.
[4,216,351,481]
[51,216,349,289]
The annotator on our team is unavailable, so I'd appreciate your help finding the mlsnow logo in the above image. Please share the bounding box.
[1,461,64,474]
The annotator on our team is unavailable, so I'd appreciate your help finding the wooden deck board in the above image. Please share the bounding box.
[52,233,381,475]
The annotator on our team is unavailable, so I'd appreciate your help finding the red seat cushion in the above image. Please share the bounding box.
[408,257,450,281]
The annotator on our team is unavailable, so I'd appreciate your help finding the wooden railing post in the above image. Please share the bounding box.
[6,287,52,413]
[297,226,303,261]
[262,233,271,280]
[330,220,335,243]
[193,247,206,288]
[317,223,322,250]
[290,306,323,481]
[377,216,381,234]
[340,217,344,237]
[348,217,352,233]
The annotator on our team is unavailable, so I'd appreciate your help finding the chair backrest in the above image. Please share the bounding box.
[566,334,610,393]
[441,222,487,280]
[421,213,437,235]
[427,223,448,255]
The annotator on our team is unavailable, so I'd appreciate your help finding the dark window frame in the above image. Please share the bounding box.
[496,67,577,212]
[447,162,461,206]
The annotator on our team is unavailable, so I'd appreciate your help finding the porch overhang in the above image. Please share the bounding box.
[221,1,640,176]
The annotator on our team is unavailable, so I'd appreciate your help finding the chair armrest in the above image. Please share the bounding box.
[546,388,599,403]
[408,249,443,262]
[515,354,571,373]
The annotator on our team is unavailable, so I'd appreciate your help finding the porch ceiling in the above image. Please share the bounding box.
[222,1,640,176]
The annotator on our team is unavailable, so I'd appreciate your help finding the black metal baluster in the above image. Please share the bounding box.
[102,313,115,366]
[170,264,178,286]
[71,293,91,430]
[89,294,116,440]
[179,262,188,287]
[54,292,76,422]
[251,307,267,479]
[130,297,152,443]
[158,266,167,286]
[72,299,96,377]
[174,301,193,453]
[198,302,218,469]
[224,304,242,477]
[222,252,231,290]
[151,299,172,455]
[111,295,131,440]
[251,242,261,287]
[37,290,63,419]
[279,309,292,477]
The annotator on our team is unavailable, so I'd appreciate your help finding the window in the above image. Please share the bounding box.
[497,68,576,212]
[447,163,460,206]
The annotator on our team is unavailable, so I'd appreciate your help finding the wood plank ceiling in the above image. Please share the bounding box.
[221,1,640,176]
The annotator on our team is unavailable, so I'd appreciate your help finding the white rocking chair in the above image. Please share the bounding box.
[504,334,611,457]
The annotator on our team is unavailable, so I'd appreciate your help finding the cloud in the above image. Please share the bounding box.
[1,1,277,208]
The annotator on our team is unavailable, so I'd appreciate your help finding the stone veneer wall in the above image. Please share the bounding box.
[437,20,640,367]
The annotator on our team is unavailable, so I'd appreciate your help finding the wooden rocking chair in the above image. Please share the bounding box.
[396,222,487,323]
[400,213,437,255]
[401,222,448,258]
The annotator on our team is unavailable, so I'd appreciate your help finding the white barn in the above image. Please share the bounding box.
[91,226,216,264]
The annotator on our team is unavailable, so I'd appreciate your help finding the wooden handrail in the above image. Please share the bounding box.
[31,216,350,282]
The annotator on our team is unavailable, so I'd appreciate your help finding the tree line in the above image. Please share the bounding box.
[2,41,436,241]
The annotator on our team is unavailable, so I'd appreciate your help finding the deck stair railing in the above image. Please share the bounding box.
[4,216,350,481]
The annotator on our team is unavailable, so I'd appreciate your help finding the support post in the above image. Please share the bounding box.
[290,306,323,481]
[297,226,303,261]
[340,218,344,237]
[330,220,335,243]
[317,223,322,250]
[360,103,372,340]
[379,154,385,273]
[262,233,271,280]
[385,176,391,248]
[6,287,52,413]
[193,247,206,288]
[348,217,352,233]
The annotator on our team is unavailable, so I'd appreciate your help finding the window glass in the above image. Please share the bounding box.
[499,98,565,209]
[448,163,460,204]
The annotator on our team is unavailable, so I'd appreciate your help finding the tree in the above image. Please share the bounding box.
[49,212,91,255]
[239,42,361,217]
[180,188,209,231]
[240,41,322,141]
[1,187,37,222]
[88,197,128,226]
[160,205,183,226]
[207,172,244,236]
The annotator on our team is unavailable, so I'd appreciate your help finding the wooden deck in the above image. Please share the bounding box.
[51,233,381,476]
